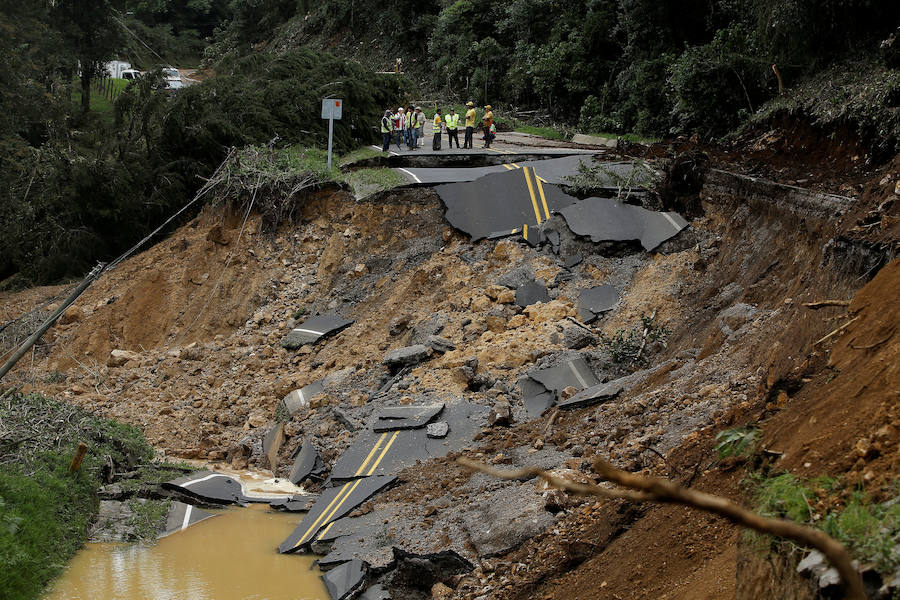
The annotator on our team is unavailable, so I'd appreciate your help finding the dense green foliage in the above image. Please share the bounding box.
[215,0,899,138]
[0,0,407,286]
[0,391,155,599]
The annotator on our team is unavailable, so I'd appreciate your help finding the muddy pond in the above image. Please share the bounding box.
[43,503,328,600]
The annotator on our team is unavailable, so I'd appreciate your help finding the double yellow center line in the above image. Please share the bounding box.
[291,430,400,548]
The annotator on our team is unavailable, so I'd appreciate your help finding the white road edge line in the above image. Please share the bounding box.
[662,212,683,231]
[181,504,193,531]
[182,473,227,486]
[568,361,590,388]
[291,328,324,335]
[397,168,422,183]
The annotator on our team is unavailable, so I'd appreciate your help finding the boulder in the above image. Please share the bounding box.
[383,345,432,369]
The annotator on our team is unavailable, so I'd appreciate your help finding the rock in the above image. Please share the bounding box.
[389,315,411,336]
[58,305,84,325]
[488,401,511,427]
[497,264,535,289]
[496,288,516,304]
[427,335,456,353]
[333,407,358,431]
[383,345,433,369]
[471,296,491,312]
[107,349,140,367]
[484,315,507,332]
[408,313,449,345]
[562,325,596,349]
[432,582,454,599]
[426,421,449,438]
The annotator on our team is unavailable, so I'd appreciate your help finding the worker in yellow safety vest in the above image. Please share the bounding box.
[432,109,443,151]
[463,101,476,149]
[445,108,460,149]
[380,109,392,152]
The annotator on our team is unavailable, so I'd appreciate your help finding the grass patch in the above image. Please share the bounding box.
[341,167,405,198]
[714,426,760,459]
[0,389,159,599]
[71,78,132,125]
[748,471,900,578]
[127,498,172,543]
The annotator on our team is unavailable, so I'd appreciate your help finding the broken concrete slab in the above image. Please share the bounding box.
[559,197,688,251]
[279,475,397,552]
[280,378,324,416]
[557,378,626,409]
[426,335,455,354]
[563,253,583,268]
[330,402,488,481]
[459,485,556,557]
[269,495,317,512]
[530,357,600,399]
[435,168,579,241]
[322,558,368,600]
[374,403,444,432]
[497,264,536,289]
[515,281,550,308]
[289,440,327,485]
[359,584,391,600]
[262,422,285,472]
[282,313,354,349]
[426,421,449,438]
[518,377,555,419]
[382,344,432,369]
[159,501,217,538]
[163,471,250,505]
[577,285,619,322]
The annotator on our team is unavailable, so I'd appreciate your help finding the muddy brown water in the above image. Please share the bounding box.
[43,504,328,600]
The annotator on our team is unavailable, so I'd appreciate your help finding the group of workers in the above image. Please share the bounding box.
[380,102,495,152]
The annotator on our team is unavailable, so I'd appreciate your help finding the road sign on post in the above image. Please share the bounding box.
[321,98,342,170]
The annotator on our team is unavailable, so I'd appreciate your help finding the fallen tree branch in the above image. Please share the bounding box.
[457,457,866,600]
[632,309,657,364]
[814,316,860,346]
[803,300,851,310]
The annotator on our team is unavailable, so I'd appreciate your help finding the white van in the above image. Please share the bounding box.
[121,69,141,80]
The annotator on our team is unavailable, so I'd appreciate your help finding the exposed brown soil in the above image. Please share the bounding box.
[2,121,899,599]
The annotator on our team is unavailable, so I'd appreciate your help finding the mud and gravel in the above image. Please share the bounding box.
[3,130,899,599]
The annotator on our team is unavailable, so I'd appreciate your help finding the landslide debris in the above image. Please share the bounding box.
[2,144,899,598]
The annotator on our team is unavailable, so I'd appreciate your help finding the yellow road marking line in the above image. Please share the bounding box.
[523,224,528,241]
[317,521,335,540]
[523,168,542,225]
[294,431,389,547]
[535,170,550,220]
[538,175,547,183]
[502,164,513,170]
[294,481,353,547]
[355,432,387,477]
[511,163,521,169]
[312,479,363,542]
[366,431,399,476]
[314,430,401,542]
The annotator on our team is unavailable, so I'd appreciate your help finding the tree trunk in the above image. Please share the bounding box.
[81,69,91,113]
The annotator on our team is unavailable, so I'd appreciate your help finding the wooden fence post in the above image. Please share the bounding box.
[68,442,89,472]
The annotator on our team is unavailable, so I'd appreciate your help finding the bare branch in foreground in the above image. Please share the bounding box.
[457,457,866,600]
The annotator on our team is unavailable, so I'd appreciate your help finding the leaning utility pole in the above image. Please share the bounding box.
[0,263,105,382]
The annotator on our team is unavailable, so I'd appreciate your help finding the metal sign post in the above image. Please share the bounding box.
[321,98,343,170]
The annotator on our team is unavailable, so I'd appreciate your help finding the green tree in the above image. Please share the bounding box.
[53,0,124,113]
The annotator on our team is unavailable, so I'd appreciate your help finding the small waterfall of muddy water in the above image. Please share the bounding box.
[43,468,329,600]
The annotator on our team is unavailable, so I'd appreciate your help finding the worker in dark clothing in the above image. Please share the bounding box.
[432,109,443,151]
[445,108,461,148]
